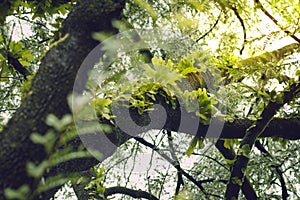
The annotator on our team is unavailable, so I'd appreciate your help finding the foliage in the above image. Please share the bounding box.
[0,0,300,199]
[4,114,93,199]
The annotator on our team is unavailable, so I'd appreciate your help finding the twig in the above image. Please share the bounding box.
[228,3,247,54]
[196,11,222,43]
[166,130,184,194]
[255,141,289,199]
[225,82,300,199]
[254,0,300,44]
[134,136,223,198]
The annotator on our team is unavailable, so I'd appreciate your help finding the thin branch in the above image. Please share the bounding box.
[14,15,49,30]
[190,151,229,170]
[228,3,247,54]
[238,42,300,66]
[0,76,17,79]
[104,186,159,200]
[198,178,227,184]
[254,0,300,44]
[133,136,205,191]
[105,155,132,174]
[196,11,221,43]
[124,140,140,188]
[225,82,300,199]
[273,165,289,200]
[0,109,17,112]
[133,136,222,199]
[255,141,289,200]
[7,22,16,52]
[157,165,171,199]
[166,130,184,194]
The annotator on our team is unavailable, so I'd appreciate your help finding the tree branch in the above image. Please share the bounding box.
[167,130,184,194]
[255,141,289,199]
[134,136,222,198]
[228,3,247,54]
[216,140,258,199]
[196,11,221,43]
[225,82,300,199]
[238,42,300,67]
[104,186,159,200]
[254,0,300,44]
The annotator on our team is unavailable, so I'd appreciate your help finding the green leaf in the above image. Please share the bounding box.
[92,32,114,42]
[257,91,270,100]
[60,115,73,127]
[21,50,35,61]
[238,144,251,157]
[19,60,30,66]
[45,114,72,131]
[197,137,204,149]
[143,58,183,86]
[26,161,48,178]
[175,189,193,200]
[102,69,127,86]
[45,114,60,127]
[232,177,243,186]
[48,151,93,167]
[30,131,55,145]
[132,0,158,20]
[223,139,233,149]
[99,124,112,133]
[186,137,198,156]
[4,185,30,200]
[0,61,10,82]
[10,41,23,53]
[30,131,57,154]
[37,174,79,193]
[224,158,235,165]
[181,67,198,76]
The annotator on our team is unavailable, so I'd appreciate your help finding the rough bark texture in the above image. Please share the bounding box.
[0,0,125,198]
[216,140,257,199]
[125,96,300,139]
[0,0,299,199]
[238,43,300,66]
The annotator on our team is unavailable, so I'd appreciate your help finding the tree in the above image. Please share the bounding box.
[0,0,299,199]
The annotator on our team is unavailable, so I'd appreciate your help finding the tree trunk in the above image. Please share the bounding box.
[0,0,125,198]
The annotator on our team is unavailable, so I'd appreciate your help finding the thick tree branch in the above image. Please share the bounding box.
[238,42,300,67]
[216,140,258,199]
[125,91,300,139]
[225,82,300,199]
[7,53,30,80]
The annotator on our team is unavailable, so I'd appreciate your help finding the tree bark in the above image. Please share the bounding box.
[225,83,300,199]
[0,0,125,198]
[0,1,299,199]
